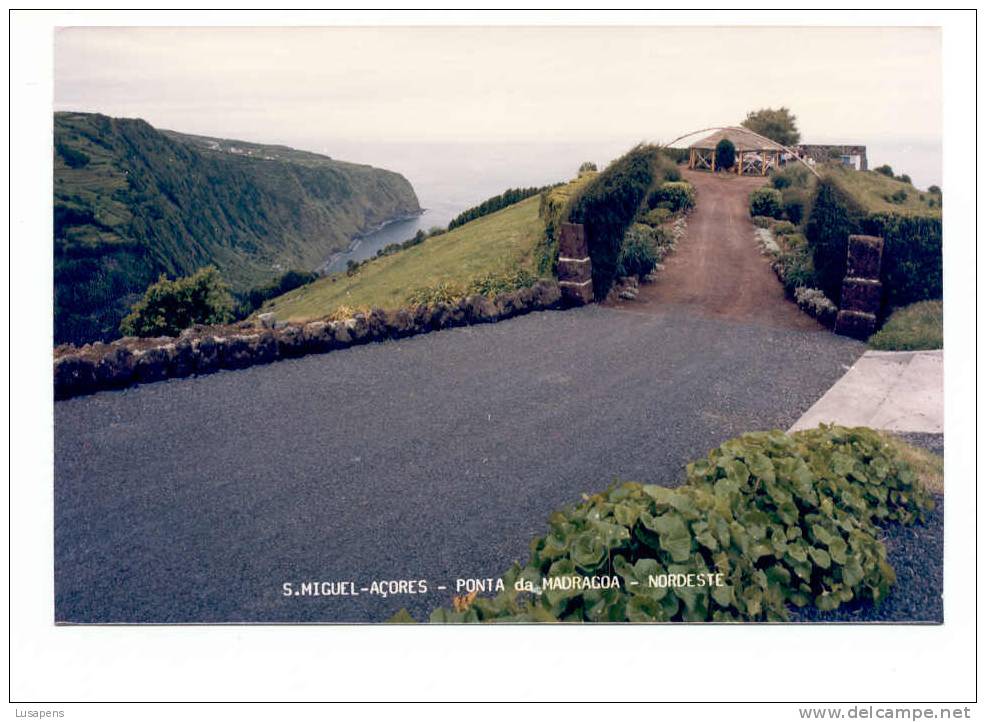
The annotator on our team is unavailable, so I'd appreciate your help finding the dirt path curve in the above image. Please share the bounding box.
[609,168,821,331]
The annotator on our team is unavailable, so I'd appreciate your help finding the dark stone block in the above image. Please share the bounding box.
[559,222,588,258]
[463,294,498,324]
[846,234,884,279]
[54,355,96,399]
[531,280,563,309]
[333,322,352,346]
[255,331,280,362]
[834,310,877,339]
[171,340,196,378]
[302,322,333,353]
[276,326,306,357]
[349,314,371,343]
[840,277,882,314]
[134,345,176,382]
[366,309,388,340]
[559,280,593,306]
[224,335,257,369]
[194,337,221,374]
[557,257,592,283]
[95,346,136,388]
[385,307,416,337]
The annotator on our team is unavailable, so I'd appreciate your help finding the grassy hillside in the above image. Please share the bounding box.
[262,193,546,322]
[54,112,421,344]
[820,165,940,216]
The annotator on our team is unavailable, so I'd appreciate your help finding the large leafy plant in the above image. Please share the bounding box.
[417,426,933,623]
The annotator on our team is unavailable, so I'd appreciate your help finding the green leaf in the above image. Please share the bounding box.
[749,452,777,484]
[808,546,832,569]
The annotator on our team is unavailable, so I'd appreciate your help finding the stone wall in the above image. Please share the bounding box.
[834,234,884,339]
[796,144,868,171]
[54,281,563,400]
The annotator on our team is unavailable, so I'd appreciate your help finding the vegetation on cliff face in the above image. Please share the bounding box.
[53,112,420,344]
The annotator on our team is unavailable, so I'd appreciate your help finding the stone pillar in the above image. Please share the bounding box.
[557,222,593,305]
[834,234,884,339]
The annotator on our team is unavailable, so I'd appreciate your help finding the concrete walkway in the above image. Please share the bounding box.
[790,350,943,433]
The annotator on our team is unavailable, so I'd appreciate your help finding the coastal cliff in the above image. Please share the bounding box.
[54,112,421,344]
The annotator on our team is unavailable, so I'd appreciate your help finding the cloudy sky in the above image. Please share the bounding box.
[54,25,941,149]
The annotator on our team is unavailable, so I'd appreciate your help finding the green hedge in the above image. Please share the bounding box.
[120,266,235,337]
[417,426,933,623]
[805,177,942,311]
[647,181,695,213]
[750,187,784,219]
[862,213,943,308]
[568,145,660,299]
[448,186,549,231]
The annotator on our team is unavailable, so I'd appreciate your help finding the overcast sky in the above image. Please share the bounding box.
[54,26,941,149]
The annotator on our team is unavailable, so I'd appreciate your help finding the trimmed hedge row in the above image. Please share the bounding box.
[54,280,563,400]
[647,182,695,213]
[567,144,662,300]
[805,177,942,313]
[418,426,933,623]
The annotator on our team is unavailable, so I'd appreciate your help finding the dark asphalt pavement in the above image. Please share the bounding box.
[55,304,869,623]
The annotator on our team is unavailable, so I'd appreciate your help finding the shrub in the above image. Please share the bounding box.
[568,144,659,300]
[869,300,943,351]
[661,164,682,183]
[241,269,318,315]
[421,426,933,623]
[804,177,868,300]
[782,187,810,225]
[770,220,797,236]
[773,235,817,295]
[772,164,812,191]
[896,174,912,185]
[647,182,695,213]
[794,287,838,326]
[617,224,660,279]
[56,142,90,169]
[886,189,908,204]
[404,280,468,307]
[805,177,942,311]
[120,266,234,337]
[404,268,536,307]
[772,174,791,190]
[752,215,775,229]
[749,187,783,219]
[874,164,894,177]
[715,139,736,171]
[928,185,941,195]
[640,207,672,227]
[466,267,537,297]
[448,186,547,230]
[862,213,943,308]
[578,161,598,174]
[660,147,691,165]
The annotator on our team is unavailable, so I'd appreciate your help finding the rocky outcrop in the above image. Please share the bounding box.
[53,280,563,400]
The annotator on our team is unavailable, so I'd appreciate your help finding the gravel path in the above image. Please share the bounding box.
[56,304,867,623]
[609,169,821,331]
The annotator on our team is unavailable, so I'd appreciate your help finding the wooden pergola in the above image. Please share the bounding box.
[686,128,786,176]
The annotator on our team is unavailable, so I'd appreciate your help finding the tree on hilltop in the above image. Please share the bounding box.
[741,107,801,146]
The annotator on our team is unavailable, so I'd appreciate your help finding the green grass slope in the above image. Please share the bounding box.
[262,193,547,322]
[869,300,943,351]
[821,165,940,217]
[54,112,421,344]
